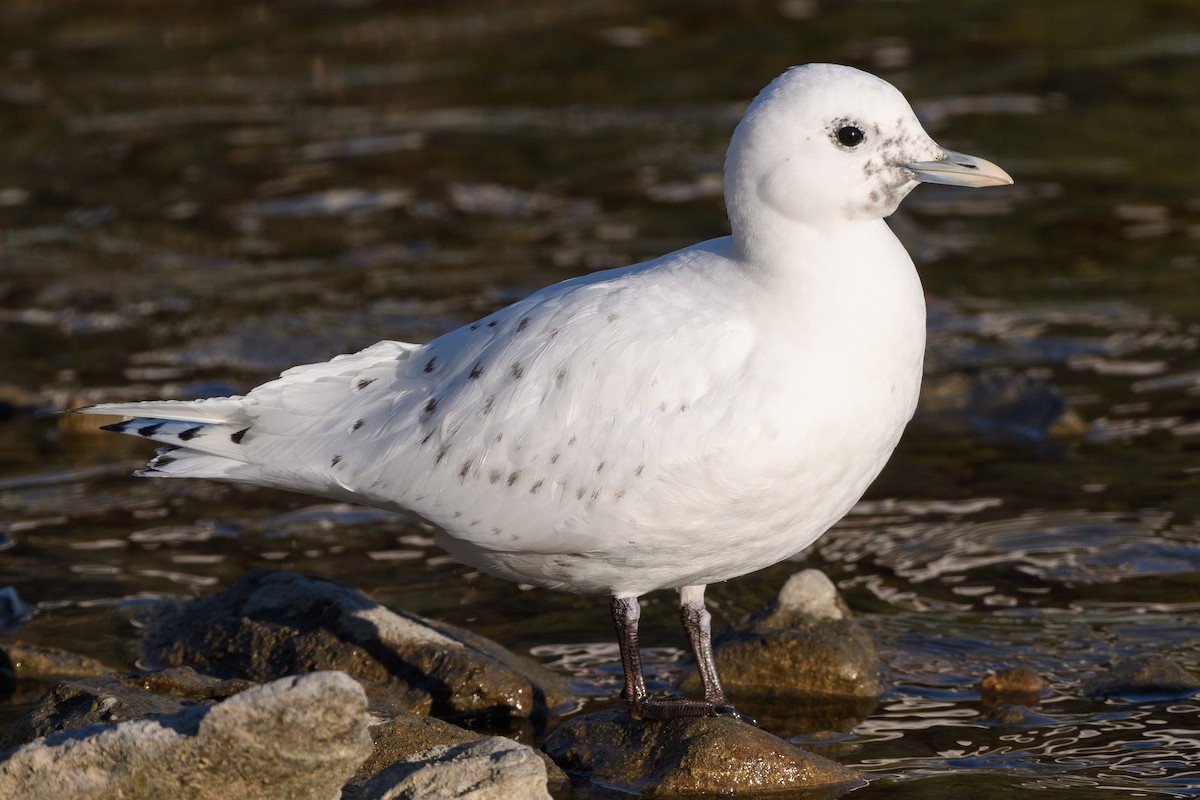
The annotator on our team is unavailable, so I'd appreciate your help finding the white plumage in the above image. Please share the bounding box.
[78,64,1010,719]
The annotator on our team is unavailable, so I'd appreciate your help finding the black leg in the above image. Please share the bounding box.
[610,591,751,722]
[680,590,727,705]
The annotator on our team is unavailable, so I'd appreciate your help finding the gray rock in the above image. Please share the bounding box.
[545,708,861,796]
[0,671,373,800]
[347,709,568,796]
[682,569,881,732]
[140,570,568,720]
[0,667,254,752]
[1082,654,1200,700]
[360,736,551,800]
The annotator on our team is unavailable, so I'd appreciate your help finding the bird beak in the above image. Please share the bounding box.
[905,148,1013,188]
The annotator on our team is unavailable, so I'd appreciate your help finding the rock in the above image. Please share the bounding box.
[979,667,1047,707]
[1081,654,1200,700]
[349,709,568,795]
[917,368,1087,447]
[0,671,373,800]
[980,703,1057,727]
[0,641,114,685]
[359,736,551,800]
[682,570,881,732]
[545,708,861,796]
[0,667,254,751]
[140,570,568,720]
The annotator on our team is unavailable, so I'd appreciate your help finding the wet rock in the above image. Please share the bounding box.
[349,709,568,795]
[917,368,1087,447]
[545,708,862,796]
[980,667,1047,706]
[980,703,1057,727]
[359,736,551,800]
[0,667,253,751]
[0,671,372,800]
[683,570,881,731]
[0,641,114,686]
[1081,654,1200,701]
[140,570,568,720]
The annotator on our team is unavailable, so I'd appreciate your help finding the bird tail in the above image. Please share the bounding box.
[72,398,255,480]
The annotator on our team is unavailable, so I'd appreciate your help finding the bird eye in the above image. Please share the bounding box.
[835,125,865,148]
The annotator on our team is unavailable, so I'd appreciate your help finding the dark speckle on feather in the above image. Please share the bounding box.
[596,462,605,473]
[424,357,437,373]
[517,316,531,332]
[459,460,471,479]
[575,487,586,500]
[489,470,502,484]
[615,490,625,501]
[356,378,374,390]
[568,436,577,446]
[529,479,543,494]
[331,455,342,467]
[424,397,438,415]
[634,463,644,477]
[607,313,619,322]
[507,470,521,487]
[469,362,483,380]
[179,425,203,441]
[483,396,495,415]
[352,418,364,432]
[231,428,249,444]
[556,369,566,389]
[495,433,503,443]
[436,444,450,464]
[549,453,560,464]
[510,362,524,380]
[487,321,497,328]
[470,323,479,331]
[138,422,164,437]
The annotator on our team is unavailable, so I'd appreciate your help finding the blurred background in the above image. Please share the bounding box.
[1,1,1199,796]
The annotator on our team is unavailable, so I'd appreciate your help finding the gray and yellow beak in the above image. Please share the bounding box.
[906,148,1012,188]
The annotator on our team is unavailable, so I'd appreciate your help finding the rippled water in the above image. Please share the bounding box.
[3,1,1200,797]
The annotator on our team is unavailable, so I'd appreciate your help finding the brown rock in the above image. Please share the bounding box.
[140,570,569,720]
[545,708,862,796]
[683,570,881,731]
[0,641,115,684]
[1081,654,1199,700]
[980,667,1047,706]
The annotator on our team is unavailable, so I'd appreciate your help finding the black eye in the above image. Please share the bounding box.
[836,125,865,148]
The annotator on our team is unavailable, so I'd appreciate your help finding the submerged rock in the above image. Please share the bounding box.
[0,671,373,800]
[0,641,114,686]
[140,570,568,720]
[545,708,861,797]
[359,736,551,800]
[917,368,1087,447]
[979,666,1047,707]
[682,569,881,731]
[1081,654,1199,701]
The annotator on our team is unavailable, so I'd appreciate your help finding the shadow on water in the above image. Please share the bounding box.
[2,0,1199,796]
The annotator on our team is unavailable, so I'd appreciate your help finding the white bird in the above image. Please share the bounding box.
[75,64,1011,720]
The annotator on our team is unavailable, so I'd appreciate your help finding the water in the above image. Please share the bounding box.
[2,0,1200,796]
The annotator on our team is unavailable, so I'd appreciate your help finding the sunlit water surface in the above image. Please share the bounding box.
[2,1,1199,797]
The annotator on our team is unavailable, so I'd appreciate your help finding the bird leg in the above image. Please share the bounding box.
[679,584,727,705]
[610,592,748,721]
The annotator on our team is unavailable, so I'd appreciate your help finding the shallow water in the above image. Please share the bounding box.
[2,0,1199,796]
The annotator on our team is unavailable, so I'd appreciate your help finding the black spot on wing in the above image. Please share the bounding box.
[424,357,437,373]
[231,428,249,444]
[331,455,342,467]
[179,425,204,441]
[138,422,164,437]
[487,321,497,328]
[352,419,364,431]
[436,444,450,464]
[424,397,439,415]
[517,316,531,332]
[510,363,524,380]
[469,362,483,380]
[100,421,132,433]
[506,471,521,487]
[356,378,375,391]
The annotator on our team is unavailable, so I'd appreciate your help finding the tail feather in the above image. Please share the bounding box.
[75,397,248,425]
[98,417,252,462]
